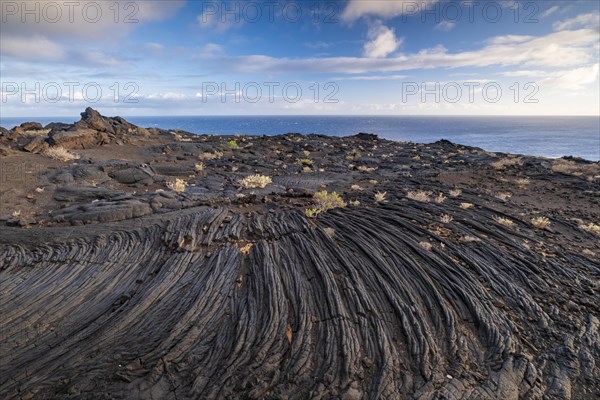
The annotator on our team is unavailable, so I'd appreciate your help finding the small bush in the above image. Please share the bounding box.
[306,191,346,218]
[240,174,272,189]
[580,223,600,236]
[226,139,240,149]
[44,146,80,162]
[419,242,433,251]
[531,217,551,229]
[374,191,387,202]
[516,178,531,188]
[494,216,515,227]
[552,159,598,176]
[440,214,453,223]
[492,157,523,169]
[198,151,223,161]
[167,178,187,193]
[407,190,431,202]
[357,165,377,173]
[496,192,512,201]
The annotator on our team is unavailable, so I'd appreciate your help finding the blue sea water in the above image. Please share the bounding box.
[2,115,598,161]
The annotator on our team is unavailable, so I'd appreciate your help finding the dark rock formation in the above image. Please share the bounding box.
[0,110,599,400]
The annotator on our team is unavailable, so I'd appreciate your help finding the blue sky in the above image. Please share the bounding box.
[1,0,599,117]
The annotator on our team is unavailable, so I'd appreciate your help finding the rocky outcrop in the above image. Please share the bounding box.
[49,128,109,149]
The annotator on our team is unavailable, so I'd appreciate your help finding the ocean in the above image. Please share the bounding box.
[2,115,599,161]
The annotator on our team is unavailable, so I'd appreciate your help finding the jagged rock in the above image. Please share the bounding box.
[18,122,43,131]
[354,132,379,140]
[23,136,49,154]
[74,107,115,134]
[49,128,108,149]
[45,122,72,132]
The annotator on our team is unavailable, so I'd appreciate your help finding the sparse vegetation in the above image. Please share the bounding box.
[198,151,223,161]
[296,158,313,165]
[516,178,531,188]
[195,162,205,172]
[407,190,431,202]
[44,146,80,162]
[350,200,361,207]
[531,217,551,229]
[460,202,474,209]
[496,192,512,201]
[306,191,346,218]
[166,178,187,193]
[440,214,453,224]
[374,191,387,202]
[552,159,599,176]
[419,242,433,251]
[240,174,272,189]
[492,157,523,169]
[580,223,600,236]
[351,184,363,191]
[494,216,515,227]
[435,193,446,204]
[226,139,240,149]
[357,165,377,173]
[449,189,462,197]
[239,243,253,255]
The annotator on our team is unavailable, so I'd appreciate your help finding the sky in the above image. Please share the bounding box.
[1,0,599,117]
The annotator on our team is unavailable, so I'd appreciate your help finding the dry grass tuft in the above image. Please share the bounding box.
[240,174,272,189]
[166,178,187,193]
[419,241,433,251]
[552,159,599,176]
[374,191,387,202]
[407,190,431,202]
[580,223,600,236]
[198,151,223,161]
[460,202,474,209]
[435,193,447,204]
[449,189,462,197]
[496,192,512,201]
[195,162,205,172]
[494,216,515,227]
[357,165,377,173]
[531,217,551,229]
[440,214,453,224]
[44,146,80,162]
[492,157,523,169]
[516,178,531,188]
[239,243,253,255]
[351,184,363,191]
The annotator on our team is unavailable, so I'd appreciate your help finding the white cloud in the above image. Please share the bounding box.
[333,75,409,81]
[0,35,66,61]
[553,12,600,31]
[228,28,598,74]
[363,21,402,58]
[435,21,456,31]
[540,64,599,90]
[342,0,440,21]
[541,6,560,18]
